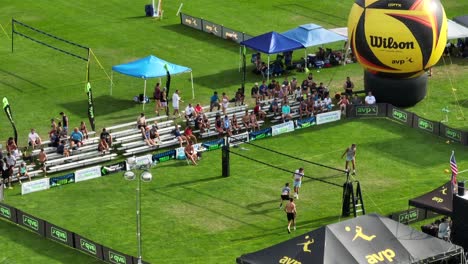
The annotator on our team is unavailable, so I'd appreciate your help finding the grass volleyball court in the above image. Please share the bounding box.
[0,0,467,263]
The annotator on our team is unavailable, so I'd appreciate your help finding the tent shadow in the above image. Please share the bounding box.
[0,68,48,91]
[192,67,249,89]
[58,95,136,116]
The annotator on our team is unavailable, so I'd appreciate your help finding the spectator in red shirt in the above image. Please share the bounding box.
[184,125,197,143]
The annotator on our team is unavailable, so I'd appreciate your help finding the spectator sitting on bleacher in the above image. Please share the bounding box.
[184,125,197,143]
[307,97,314,115]
[343,76,355,96]
[201,113,210,133]
[294,86,302,101]
[221,92,230,115]
[215,115,224,138]
[57,141,69,157]
[98,138,110,154]
[38,148,47,177]
[173,125,186,147]
[282,102,293,123]
[142,126,158,147]
[194,103,203,116]
[268,79,276,99]
[28,129,42,149]
[69,127,84,149]
[1,159,12,189]
[299,100,310,119]
[150,121,161,143]
[242,110,251,131]
[301,79,309,95]
[314,99,324,114]
[351,94,362,105]
[17,162,31,184]
[251,82,259,100]
[259,80,267,101]
[282,77,291,95]
[58,126,68,139]
[323,94,333,111]
[137,113,147,130]
[253,102,266,120]
[270,98,280,116]
[231,114,240,135]
[185,103,196,121]
[184,141,198,166]
[100,128,113,146]
[365,91,376,105]
[80,121,89,140]
[22,147,33,163]
[5,152,16,188]
[317,82,327,99]
[210,91,220,112]
[223,115,233,137]
[250,112,260,131]
[338,95,350,116]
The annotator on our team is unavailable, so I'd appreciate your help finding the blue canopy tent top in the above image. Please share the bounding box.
[111,55,194,109]
[240,31,304,82]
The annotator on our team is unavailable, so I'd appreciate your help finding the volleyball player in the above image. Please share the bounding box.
[342,144,357,175]
[292,167,304,199]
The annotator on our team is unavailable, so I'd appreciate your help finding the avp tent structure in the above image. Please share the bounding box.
[240,31,304,83]
[111,55,193,109]
[237,214,464,264]
[282,23,347,48]
[409,181,454,216]
[454,15,468,28]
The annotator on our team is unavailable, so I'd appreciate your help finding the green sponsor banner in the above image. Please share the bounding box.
[103,247,134,264]
[46,222,75,247]
[355,105,378,116]
[445,127,462,142]
[417,118,434,132]
[392,108,407,123]
[73,234,103,259]
[16,210,45,236]
[0,203,16,223]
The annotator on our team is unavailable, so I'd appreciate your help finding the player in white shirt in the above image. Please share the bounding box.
[172,90,183,118]
[292,168,304,199]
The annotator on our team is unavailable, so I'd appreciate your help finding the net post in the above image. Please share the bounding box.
[11,18,14,53]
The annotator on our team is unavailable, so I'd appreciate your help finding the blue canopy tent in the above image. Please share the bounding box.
[283,24,348,67]
[111,55,194,109]
[240,31,304,82]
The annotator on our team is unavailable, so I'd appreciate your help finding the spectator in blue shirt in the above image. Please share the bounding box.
[281,102,292,123]
[210,91,220,112]
[69,127,84,149]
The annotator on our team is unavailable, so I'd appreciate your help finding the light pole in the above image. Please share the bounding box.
[124,156,153,264]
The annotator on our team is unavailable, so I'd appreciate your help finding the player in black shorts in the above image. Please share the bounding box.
[279,183,291,208]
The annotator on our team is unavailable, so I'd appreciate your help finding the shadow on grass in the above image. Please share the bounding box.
[59,95,135,116]
[192,67,245,89]
[164,175,224,188]
[0,68,48,92]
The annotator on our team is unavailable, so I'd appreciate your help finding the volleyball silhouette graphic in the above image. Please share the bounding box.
[347,0,448,106]
[348,0,447,78]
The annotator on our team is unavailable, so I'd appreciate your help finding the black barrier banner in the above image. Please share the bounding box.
[222,27,243,43]
[355,105,378,116]
[412,115,440,136]
[295,116,316,129]
[202,20,222,37]
[101,161,126,176]
[388,207,438,223]
[16,210,46,237]
[202,138,225,151]
[45,222,75,247]
[153,149,176,163]
[249,128,272,141]
[440,123,468,144]
[50,173,75,188]
[102,246,133,264]
[74,234,104,260]
[180,13,202,30]
[387,105,413,127]
[0,202,17,223]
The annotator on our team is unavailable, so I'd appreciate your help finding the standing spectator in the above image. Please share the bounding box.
[221,92,229,115]
[209,91,220,112]
[5,152,16,189]
[153,82,162,116]
[100,128,113,146]
[50,118,58,131]
[160,88,169,116]
[173,125,186,147]
[185,103,196,121]
[6,137,17,156]
[365,91,376,105]
[17,162,31,184]
[341,144,357,175]
[137,113,146,130]
[28,129,42,149]
[235,88,245,106]
[281,102,293,123]
[284,198,297,233]
[60,112,69,133]
[279,182,291,209]
[69,127,84,149]
[172,89,183,118]
[38,148,48,177]
[292,167,304,199]
[343,76,354,96]
[184,125,197,143]
[184,141,198,166]
[80,121,89,140]
[1,159,12,189]
[242,110,251,131]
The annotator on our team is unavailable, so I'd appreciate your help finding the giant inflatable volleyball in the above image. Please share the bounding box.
[348,0,448,106]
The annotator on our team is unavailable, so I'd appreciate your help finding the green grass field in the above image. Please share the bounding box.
[0,0,467,263]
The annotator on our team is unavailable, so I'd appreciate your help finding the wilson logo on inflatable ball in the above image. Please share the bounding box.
[348,0,447,78]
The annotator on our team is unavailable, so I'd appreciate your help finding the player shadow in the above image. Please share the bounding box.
[164,175,224,188]
[58,95,136,116]
[0,68,48,92]
[295,215,343,230]
[152,188,269,230]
